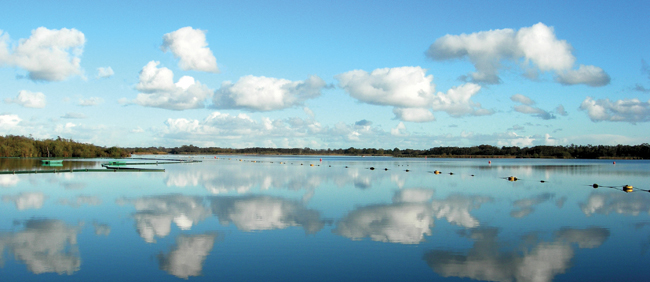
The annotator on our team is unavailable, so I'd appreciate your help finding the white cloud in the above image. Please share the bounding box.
[0,114,21,130]
[161,27,218,73]
[213,75,325,111]
[391,122,408,136]
[556,105,568,116]
[431,83,491,116]
[510,94,535,105]
[514,105,555,120]
[511,94,556,120]
[126,61,212,110]
[2,192,47,210]
[427,22,609,86]
[555,64,610,86]
[337,67,491,121]
[4,90,46,108]
[580,96,650,123]
[61,112,87,119]
[78,97,104,106]
[336,66,436,108]
[158,234,217,279]
[0,27,85,81]
[96,66,114,78]
[393,108,435,122]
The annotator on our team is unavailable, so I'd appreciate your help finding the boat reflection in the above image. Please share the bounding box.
[423,227,610,282]
[0,219,81,275]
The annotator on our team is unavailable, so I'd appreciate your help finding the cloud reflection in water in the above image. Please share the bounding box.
[158,233,218,279]
[0,219,81,275]
[117,194,211,243]
[334,189,492,243]
[423,227,609,282]
[210,195,329,234]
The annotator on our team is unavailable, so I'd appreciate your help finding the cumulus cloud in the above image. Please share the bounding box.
[634,84,650,93]
[555,64,610,86]
[0,219,81,274]
[61,112,87,119]
[213,75,326,111]
[4,90,46,108]
[511,94,556,120]
[158,233,217,279]
[0,27,85,81]
[393,108,435,122]
[211,195,328,234]
[78,97,104,106]
[336,67,491,121]
[0,114,22,130]
[125,61,212,110]
[390,122,408,136]
[2,192,47,210]
[96,66,114,78]
[117,195,211,243]
[580,96,650,123]
[427,22,609,86]
[161,27,218,72]
[510,94,535,105]
[556,105,568,116]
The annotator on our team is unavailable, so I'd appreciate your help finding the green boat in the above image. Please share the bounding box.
[42,159,63,166]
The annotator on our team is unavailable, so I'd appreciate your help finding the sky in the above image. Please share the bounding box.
[0,0,649,149]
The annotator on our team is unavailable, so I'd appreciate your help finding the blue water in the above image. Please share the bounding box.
[0,156,648,281]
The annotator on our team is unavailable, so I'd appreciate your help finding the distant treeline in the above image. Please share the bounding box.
[127,143,650,159]
[2,135,649,159]
[0,135,130,158]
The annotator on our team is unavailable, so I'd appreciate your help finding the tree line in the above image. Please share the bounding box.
[0,135,130,158]
[2,135,649,159]
[127,143,650,159]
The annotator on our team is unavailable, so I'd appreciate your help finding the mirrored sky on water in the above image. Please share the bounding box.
[0,156,649,281]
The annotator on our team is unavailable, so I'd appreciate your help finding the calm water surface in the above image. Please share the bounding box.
[0,156,649,281]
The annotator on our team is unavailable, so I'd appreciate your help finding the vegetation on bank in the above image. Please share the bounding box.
[2,135,650,159]
[0,135,130,158]
[127,143,650,159]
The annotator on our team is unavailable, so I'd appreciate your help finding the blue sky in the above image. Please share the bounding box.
[1,0,649,149]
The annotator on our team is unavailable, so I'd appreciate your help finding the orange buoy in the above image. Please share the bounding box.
[488,161,491,164]
[613,161,616,165]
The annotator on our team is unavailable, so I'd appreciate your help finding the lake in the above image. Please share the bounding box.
[0,156,649,281]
